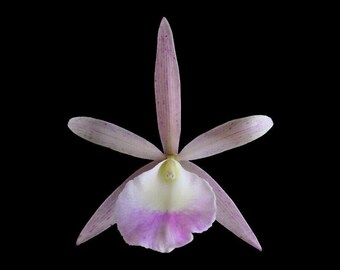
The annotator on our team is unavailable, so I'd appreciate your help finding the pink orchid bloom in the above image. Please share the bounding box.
[68,18,273,253]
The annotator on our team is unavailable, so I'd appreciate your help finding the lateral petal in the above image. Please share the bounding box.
[68,117,164,160]
[179,115,273,161]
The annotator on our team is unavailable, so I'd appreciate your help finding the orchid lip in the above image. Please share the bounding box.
[114,159,216,252]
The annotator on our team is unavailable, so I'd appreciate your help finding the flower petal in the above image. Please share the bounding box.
[154,18,181,155]
[179,115,273,161]
[181,161,262,251]
[68,117,164,160]
[114,159,216,253]
[76,160,160,245]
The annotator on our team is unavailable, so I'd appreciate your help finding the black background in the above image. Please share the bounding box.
[9,2,330,268]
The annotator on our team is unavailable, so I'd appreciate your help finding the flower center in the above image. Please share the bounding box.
[160,156,179,183]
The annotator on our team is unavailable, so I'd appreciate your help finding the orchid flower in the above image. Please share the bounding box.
[68,18,273,253]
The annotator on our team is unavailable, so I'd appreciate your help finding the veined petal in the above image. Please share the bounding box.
[76,160,160,245]
[181,161,262,251]
[114,159,216,253]
[68,117,164,160]
[179,115,273,161]
[155,18,181,155]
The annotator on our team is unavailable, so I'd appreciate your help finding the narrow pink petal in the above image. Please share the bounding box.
[68,117,164,160]
[154,18,181,155]
[181,161,262,251]
[114,159,216,253]
[76,160,160,245]
[179,115,273,161]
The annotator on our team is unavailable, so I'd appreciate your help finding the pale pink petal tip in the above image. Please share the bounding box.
[252,237,262,251]
[161,17,170,26]
[114,159,216,253]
